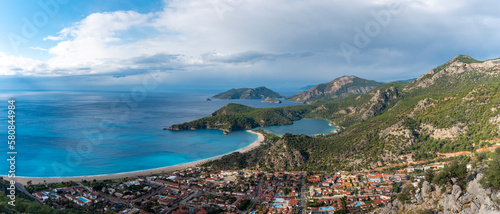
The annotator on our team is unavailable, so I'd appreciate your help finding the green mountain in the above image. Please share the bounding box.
[287,75,382,103]
[168,103,309,133]
[212,86,284,99]
[172,55,500,171]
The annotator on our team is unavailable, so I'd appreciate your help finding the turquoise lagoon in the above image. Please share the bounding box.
[255,118,337,136]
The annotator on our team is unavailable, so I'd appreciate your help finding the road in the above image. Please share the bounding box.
[299,172,306,214]
[247,176,264,213]
[371,141,500,171]
[162,190,197,214]
[15,183,42,204]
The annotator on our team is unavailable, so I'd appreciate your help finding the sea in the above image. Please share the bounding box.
[0,91,335,177]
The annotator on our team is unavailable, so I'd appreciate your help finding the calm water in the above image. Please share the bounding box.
[255,118,337,136]
[0,91,332,177]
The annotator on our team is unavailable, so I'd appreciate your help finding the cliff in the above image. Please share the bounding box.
[374,174,500,214]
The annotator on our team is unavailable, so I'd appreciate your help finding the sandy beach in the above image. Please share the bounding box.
[5,130,265,186]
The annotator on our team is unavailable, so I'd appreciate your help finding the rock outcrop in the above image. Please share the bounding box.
[420,181,434,198]
[406,55,500,90]
[361,87,399,121]
[490,115,500,133]
[420,122,468,140]
[374,174,500,214]
[262,97,282,104]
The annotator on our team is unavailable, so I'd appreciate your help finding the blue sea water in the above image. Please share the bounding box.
[0,91,333,177]
[255,118,337,136]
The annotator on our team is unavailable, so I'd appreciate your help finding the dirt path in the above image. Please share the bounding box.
[373,141,500,171]
[435,151,471,158]
[476,144,500,153]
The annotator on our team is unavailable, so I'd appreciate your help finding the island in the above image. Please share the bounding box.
[212,86,284,99]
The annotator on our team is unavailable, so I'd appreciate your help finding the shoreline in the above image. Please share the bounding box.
[3,130,265,186]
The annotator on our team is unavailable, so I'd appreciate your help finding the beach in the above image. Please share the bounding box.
[5,130,265,186]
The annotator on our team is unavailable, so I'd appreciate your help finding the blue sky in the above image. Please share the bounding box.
[1,0,500,91]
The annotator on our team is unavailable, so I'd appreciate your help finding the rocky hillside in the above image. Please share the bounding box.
[287,75,382,103]
[405,55,500,91]
[202,132,308,171]
[212,86,284,99]
[172,55,500,172]
[375,173,500,214]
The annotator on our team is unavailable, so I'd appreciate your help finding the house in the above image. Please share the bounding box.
[367,174,382,183]
[308,175,322,182]
[394,174,409,181]
[33,192,49,201]
[380,194,392,200]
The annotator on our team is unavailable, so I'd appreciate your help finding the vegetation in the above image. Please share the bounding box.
[169,103,312,132]
[287,75,382,103]
[187,55,500,172]
[454,55,483,64]
[432,160,468,187]
[480,148,500,188]
[424,169,435,183]
[238,199,250,210]
[0,179,79,214]
[397,184,416,203]
[212,86,284,99]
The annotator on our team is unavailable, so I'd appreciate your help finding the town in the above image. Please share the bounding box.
[21,162,450,214]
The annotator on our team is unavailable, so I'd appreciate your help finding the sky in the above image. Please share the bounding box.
[1,0,500,91]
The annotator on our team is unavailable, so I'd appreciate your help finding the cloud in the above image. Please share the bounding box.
[29,47,48,51]
[0,52,47,76]
[46,11,155,71]
[43,35,65,41]
[201,51,314,64]
[2,0,500,89]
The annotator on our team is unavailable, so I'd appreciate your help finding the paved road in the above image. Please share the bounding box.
[15,183,42,204]
[163,190,197,213]
[247,177,263,213]
[299,173,307,214]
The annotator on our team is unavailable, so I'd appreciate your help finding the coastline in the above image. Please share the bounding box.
[5,130,265,186]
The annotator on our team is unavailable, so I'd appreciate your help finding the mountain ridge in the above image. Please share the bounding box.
[287,75,382,104]
[170,55,500,172]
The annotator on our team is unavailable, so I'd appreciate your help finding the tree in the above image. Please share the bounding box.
[397,184,416,203]
[424,169,435,183]
[480,148,500,188]
[433,160,468,187]
[393,183,400,193]
[238,199,250,211]
[341,196,347,210]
